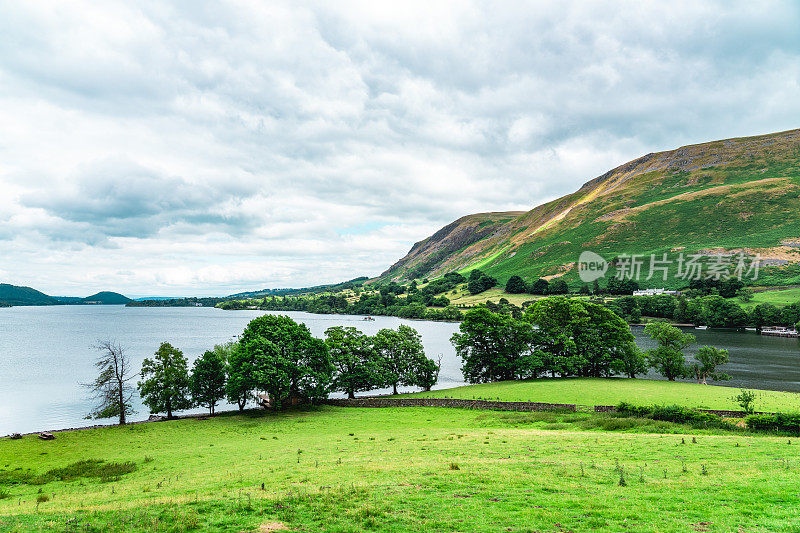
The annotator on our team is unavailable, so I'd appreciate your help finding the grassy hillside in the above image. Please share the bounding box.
[401,378,800,412]
[379,129,800,289]
[0,284,58,306]
[3,404,800,531]
[82,291,132,304]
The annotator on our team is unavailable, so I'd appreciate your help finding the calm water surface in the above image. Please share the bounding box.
[1,306,799,434]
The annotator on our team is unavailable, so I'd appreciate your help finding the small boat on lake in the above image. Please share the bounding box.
[695,326,708,330]
[761,326,799,338]
[363,316,375,321]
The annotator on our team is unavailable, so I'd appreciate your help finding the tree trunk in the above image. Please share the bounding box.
[166,397,172,420]
[348,389,355,399]
[393,383,398,395]
[238,398,246,411]
[118,382,126,425]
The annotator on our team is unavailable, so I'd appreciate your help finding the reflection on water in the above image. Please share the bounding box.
[1,305,798,434]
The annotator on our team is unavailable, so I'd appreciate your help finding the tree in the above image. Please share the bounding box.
[644,321,694,381]
[691,346,730,385]
[83,340,136,425]
[411,354,441,391]
[733,389,757,414]
[505,275,527,294]
[190,350,227,414]
[530,278,549,295]
[325,326,383,398]
[468,275,497,295]
[575,302,636,377]
[138,342,192,419]
[548,279,569,295]
[239,315,332,409]
[737,287,754,303]
[610,342,648,378]
[468,269,485,282]
[226,341,258,411]
[374,325,427,394]
[524,297,587,377]
[452,307,538,383]
[750,303,781,331]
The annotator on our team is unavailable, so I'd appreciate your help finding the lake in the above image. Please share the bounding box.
[1,305,798,434]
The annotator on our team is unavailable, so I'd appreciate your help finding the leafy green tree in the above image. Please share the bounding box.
[138,342,192,419]
[644,321,695,381]
[737,287,754,303]
[691,346,730,385]
[575,302,636,377]
[83,340,137,425]
[325,326,383,398]
[505,275,527,294]
[411,354,441,391]
[468,269,485,282]
[733,389,757,414]
[610,342,648,378]
[374,325,427,394]
[524,297,587,377]
[548,279,569,295]
[190,350,227,414]
[749,303,782,331]
[452,307,538,383]
[226,341,258,411]
[443,271,465,284]
[781,302,800,326]
[468,275,497,295]
[529,278,549,295]
[239,315,332,409]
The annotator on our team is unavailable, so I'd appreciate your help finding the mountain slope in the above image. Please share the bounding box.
[82,291,132,304]
[379,129,800,288]
[0,284,59,306]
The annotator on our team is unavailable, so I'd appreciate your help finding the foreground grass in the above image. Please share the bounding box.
[402,377,800,412]
[2,406,800,531]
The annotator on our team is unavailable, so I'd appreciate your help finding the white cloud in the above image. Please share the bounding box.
[0,0,799,295]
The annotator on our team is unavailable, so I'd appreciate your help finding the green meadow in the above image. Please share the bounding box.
[3,386,800,531]
[742,286,800,308]
[402,378,800,412]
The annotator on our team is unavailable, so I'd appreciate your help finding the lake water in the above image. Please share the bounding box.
[1,306,799,434]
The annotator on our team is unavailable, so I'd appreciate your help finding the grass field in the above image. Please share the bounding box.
[3,404,800,532]
[402,378,800,412]
[744,286,800,308]
[445,286,539,307]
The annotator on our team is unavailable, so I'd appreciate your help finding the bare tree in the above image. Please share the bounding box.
[84,340,137,425]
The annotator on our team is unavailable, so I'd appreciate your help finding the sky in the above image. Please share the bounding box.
[1,1,799,297]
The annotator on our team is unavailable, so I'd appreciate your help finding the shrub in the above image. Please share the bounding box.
[746,413,800,435]
[616,402,729,429]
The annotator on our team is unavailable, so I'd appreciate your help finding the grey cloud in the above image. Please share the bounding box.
[1,1,800,294]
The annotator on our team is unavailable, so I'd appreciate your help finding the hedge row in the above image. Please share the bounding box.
[745,413,800,435]
[616,402,733,429]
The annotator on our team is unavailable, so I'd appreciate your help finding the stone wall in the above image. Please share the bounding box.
[323,398,577,412]
[323,398,764,418]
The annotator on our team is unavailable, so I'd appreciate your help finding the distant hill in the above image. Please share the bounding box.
[0,284,132,306]
[228,277,370,299]
[379,128,800,288]
[82,291,132,304]
[0,284,59,306]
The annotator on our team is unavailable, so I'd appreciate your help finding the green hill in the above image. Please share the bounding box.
[0,285,132,306]
[379,128,800,288]
[81,291,132,305]
[0,284,59,306]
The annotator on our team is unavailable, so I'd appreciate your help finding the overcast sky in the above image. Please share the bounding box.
[1,1,799,297]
